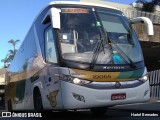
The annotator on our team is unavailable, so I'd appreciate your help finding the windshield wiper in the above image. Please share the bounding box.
[107,35,136,68]
[90,34,105,69]
[89,9,106,69]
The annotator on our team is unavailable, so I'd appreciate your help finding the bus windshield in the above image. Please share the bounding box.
[59,7,143,66]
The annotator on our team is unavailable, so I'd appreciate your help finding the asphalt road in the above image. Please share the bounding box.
[0,107,160,120]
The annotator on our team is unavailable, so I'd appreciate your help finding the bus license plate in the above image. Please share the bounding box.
[111,93,126,100]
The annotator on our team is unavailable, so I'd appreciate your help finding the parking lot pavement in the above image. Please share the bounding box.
[111,101,160,111]
[0,102,160,115]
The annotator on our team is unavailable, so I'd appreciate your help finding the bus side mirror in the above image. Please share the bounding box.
[130,17,154,36]
[42,8,61,29]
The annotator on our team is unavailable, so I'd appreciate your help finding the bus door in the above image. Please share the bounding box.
[44,26,62,109]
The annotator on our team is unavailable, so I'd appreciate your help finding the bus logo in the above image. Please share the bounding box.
[115,82,121,88]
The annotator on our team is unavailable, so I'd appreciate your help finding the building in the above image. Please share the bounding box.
[81,0,160,14]
[155,5,160,13]
[81,0,136,10]
[0,68,7,108]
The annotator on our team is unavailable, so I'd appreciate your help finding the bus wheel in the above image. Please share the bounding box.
[7,100,12,111]
[33,88,43,111]
[90,108,107,116]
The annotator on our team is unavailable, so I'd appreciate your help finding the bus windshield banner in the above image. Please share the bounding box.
[61,8,89,13]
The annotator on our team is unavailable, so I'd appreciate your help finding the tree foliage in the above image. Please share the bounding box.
[136,0,160,12]
[8,39,20,56]
[1,39,20,68]
[1,55,9,68]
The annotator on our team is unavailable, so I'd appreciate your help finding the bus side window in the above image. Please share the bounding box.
[45,26,58,63]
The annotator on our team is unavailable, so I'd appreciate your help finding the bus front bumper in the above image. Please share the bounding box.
[61,80,150,109]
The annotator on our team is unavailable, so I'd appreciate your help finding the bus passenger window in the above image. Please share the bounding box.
[45,27,57,63]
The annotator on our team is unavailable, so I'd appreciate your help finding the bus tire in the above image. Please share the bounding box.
[33,88,43,112]
[7,99,12,112]
[90,107,107,116]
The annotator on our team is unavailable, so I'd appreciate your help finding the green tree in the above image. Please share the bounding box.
[8,39,20,56]
[1,55,9,68]
[7,50,15,62]
[1,39,20,68]
[137,0,160,12]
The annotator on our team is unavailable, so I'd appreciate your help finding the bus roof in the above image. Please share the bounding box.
[21,1,119,50]
[35,1,119,26]
[32,1,119,30]
[48,1,118,10]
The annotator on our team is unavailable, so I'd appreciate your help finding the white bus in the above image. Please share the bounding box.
[5,1,154,114]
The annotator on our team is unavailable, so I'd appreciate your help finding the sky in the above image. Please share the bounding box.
[0,0,137,68]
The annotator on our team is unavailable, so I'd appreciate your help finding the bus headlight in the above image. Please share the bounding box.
[73,78,91,85]
[139,75,148,82]
[73,78,81,84]
[60,74,91,85]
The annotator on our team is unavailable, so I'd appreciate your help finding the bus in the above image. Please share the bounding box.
[5,1,154,114]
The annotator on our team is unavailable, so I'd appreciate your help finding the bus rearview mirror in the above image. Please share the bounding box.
[130,17,154,36]
[42,8,61,29]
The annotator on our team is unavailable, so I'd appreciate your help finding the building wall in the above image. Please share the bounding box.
[80,0,136,10]
[81,0,160,14]
[0,68,7,94]
[0,74,5,85]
